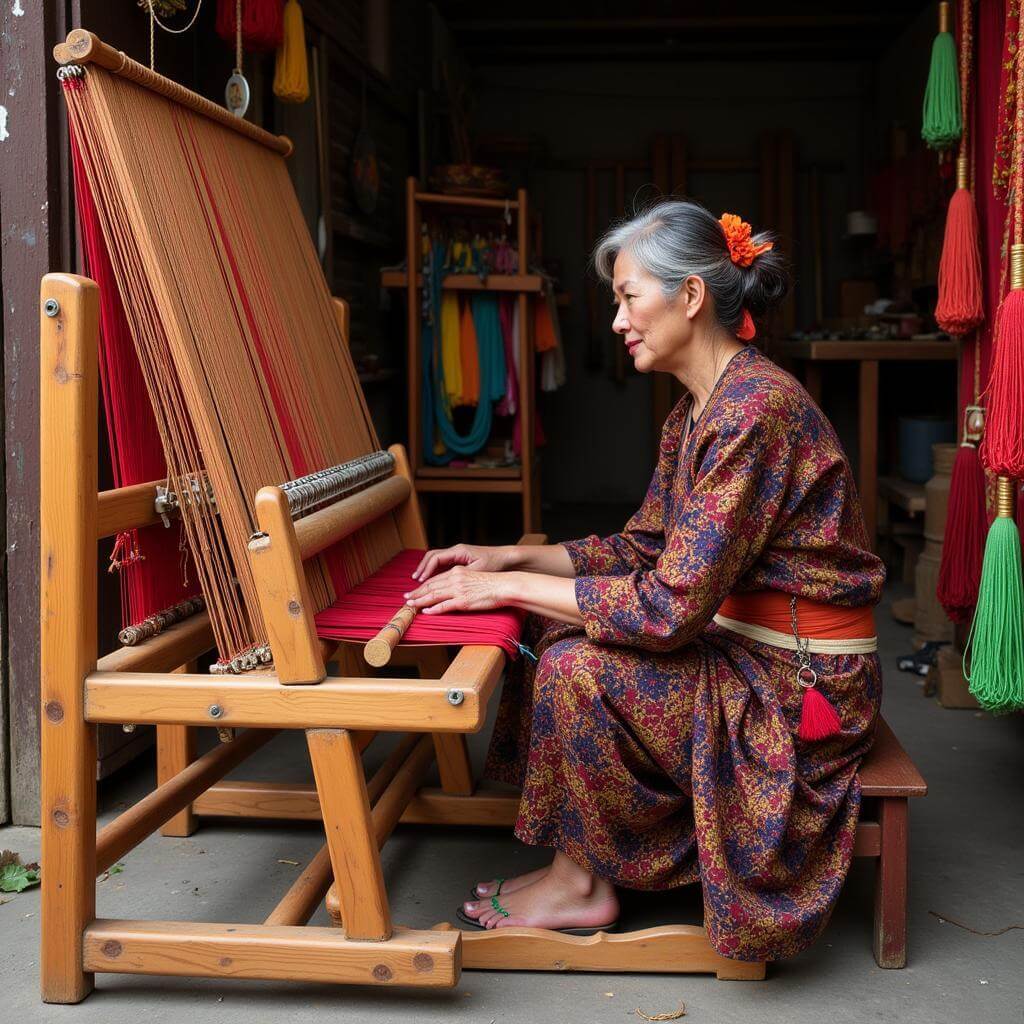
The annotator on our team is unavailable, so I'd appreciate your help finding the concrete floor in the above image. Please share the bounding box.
[3,582,1023,1023]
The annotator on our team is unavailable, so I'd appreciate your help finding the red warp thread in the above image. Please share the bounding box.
[935,187,985,335]
[981,288,1024,477]
[797,686,842,742]
[937,444,988,621]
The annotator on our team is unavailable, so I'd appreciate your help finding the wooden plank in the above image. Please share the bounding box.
[39,274,100,1003]
[250,487,326,685]
[96,729,275,873]
[403,785,520,827]
[859,718,927,797]
[415,191,519,211]
[443,922,764,979]
[773,340,959,362]
[415,478,523,495]
[83,920,460,987]
[196,779,323,820]
[307,729,392,940]
[84,669,491,732]
[382,270,544,292]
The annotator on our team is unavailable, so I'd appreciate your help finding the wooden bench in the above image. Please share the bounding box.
[853,716,927,968]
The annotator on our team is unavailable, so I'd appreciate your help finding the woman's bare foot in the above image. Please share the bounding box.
[463,852,619,931]
[472,865,550,899]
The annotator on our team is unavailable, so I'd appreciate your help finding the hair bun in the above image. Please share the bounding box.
[739,236,789,319]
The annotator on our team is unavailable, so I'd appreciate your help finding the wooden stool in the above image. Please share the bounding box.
[853,716,928,968]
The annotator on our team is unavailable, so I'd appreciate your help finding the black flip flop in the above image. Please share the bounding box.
[455,902,618,937]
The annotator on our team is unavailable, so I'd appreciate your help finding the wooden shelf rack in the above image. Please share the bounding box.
[384,177,541,532]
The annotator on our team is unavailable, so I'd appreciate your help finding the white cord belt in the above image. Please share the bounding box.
[711,613,878,655]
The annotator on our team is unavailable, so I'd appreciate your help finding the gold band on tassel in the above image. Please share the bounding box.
[956,156,969,191]
[938,1,951,33]
[997,476,1016,518]
[1012,244,1024,290]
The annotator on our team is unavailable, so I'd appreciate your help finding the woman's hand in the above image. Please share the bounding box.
[404,565,512,614]
[412,544,513,582]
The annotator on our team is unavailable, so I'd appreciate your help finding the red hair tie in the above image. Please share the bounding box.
[719,212,774,267]
[737,309,756,340]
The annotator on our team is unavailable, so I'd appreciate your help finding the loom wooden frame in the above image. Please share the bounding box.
[40,271,771,1005]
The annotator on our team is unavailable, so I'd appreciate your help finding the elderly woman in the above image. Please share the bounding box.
[403,199,885,962]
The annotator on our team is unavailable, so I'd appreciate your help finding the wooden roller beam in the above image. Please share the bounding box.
[97,479,169,537]
[96,612,214,674]
[96,729,275,874]
[292,475,411,562]
[53,30,292,157]
[82,919,461,987]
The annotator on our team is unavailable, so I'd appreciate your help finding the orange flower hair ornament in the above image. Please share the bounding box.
[719,212,774,268]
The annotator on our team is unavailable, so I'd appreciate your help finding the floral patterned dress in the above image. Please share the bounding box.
[484,344,886,962]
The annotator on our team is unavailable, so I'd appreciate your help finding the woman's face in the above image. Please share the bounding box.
[610,249,704,374]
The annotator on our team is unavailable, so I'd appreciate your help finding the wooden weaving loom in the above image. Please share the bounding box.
[40,30,763,1005]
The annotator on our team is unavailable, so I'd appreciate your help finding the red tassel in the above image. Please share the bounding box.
[981,288,1024,477]
[937,444,988,621]
[935,188,985,336]
[798,686,842,742]
[216,0,284,52]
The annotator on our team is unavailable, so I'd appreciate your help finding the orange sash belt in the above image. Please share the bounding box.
[716,591,876,642]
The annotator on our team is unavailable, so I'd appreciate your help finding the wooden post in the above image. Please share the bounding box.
[859,359,880,549]
[873,797,909,968]
[39,273,100,1003]
[517,187,537,533]
[157,725,197,837]
[307,728,392,941]
[249,486,326,685]
[406,177,421,478]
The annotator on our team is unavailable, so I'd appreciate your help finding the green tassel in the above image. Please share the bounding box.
[964,516,1024,712]
[922,30,962,150]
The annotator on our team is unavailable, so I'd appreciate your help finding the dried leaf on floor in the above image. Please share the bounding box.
[635,1003,686,1021]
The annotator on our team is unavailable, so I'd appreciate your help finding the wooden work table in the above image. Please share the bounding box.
[773,339,959,549]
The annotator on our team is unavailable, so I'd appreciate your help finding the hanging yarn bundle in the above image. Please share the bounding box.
[922,1,963,152]
[935,0,987,622]
[216,0,283,52]
[937,410,988,621]
[966,13,1024,709]
[936,0,983,334]
[273,0,309,103]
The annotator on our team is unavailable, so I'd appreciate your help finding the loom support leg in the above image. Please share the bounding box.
[307,728,392,941]
[40,274,100,1003]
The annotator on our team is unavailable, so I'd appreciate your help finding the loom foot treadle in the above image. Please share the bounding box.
[429,922,765,979]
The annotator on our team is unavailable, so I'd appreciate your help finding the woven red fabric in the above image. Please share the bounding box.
[315,549,525,658]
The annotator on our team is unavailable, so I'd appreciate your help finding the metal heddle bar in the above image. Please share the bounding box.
[280,451,395,516]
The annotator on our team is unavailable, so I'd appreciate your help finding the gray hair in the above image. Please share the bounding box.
[593,199,788,334]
